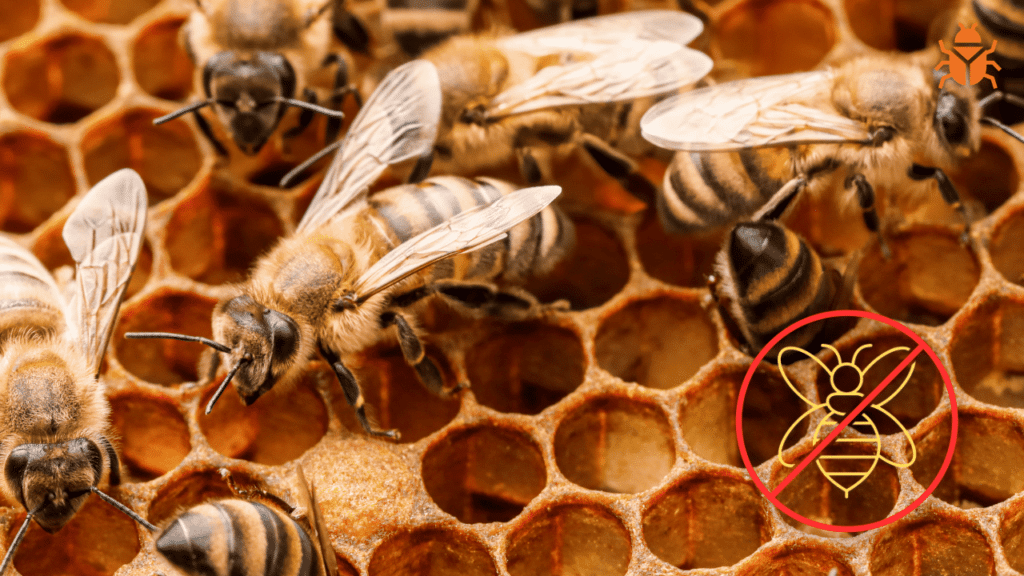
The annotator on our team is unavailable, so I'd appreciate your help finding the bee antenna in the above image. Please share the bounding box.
[205,355,252,415]
[0,502,45,575]
[981,117,1024,146]
[124,332,232,354]
[978,91,1024,111]
[275,97,346,119]
[154,100,215,125]
[280,139,345,187]
[90,487,158,532]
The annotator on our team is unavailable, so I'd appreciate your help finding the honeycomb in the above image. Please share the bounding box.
[0,0,1023,574]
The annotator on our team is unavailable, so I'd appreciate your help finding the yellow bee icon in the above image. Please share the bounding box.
[778,343,918,498]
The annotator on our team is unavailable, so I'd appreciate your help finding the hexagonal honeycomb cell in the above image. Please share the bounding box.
[2,0,1023,574]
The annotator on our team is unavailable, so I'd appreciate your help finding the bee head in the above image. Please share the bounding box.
[203,51,297,155]
[5,439,102,533]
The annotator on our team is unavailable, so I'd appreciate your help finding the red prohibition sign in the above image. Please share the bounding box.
[735,309,958,532]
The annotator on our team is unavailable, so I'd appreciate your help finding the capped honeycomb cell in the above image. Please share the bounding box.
[857,227,980,326]
[421,425,546,523]
[595,295,718,389]
[59,0,161,24]
[0,0,38,42]
[108,392,191,481]
[132,17,193,101]
[0,131,76,233]
[114,290,218,385]
[635,217,722,288]
[505,503,631,576]
[554,396,675,493]
[950,296,1024,408]
[716,0,836,76]
[3,33,119,124]
[81,108,202,204]
[869,516,996,575]
[367,527,497,576]
[466,322,585,415]
[642,474,769,569]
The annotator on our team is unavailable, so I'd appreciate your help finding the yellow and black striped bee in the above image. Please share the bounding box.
[159,0,353,156]
[126,60,570,439]
[640,53,1024,255]
[0,169,153,574]
[333,0,483,58]
[155,468,338,576]
[711,219,853,363]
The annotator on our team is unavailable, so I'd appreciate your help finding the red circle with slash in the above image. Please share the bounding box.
[735,309,958,532]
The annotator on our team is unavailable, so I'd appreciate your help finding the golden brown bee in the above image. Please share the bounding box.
[0,169,153,574]
[158,0,355,156]
[711,220,854,363]
[126,61,569,439]
[640,53,1024,254]
[333,0,483,58]
[155,467,338,576]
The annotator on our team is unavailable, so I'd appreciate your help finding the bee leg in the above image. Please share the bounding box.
[517,148,543,184]
[282,88,318,142]
[846,173,891,259]
[319,344,400,439]
[579,133,659,206]
[752,176,808,222]
[191,110,229,156]
[97,436,121,486]
[381,311,464,398]
[909,164,971,245]
[330,3,369,54]
[408,153,434,183]
[433,281,541,315]
[322,54,361,143]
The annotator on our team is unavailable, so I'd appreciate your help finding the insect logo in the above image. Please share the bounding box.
[936,23,1001,88]
[777,343,918,498]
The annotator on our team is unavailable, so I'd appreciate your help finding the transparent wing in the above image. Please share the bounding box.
[0,235,65,312]
[488,41,713,117]
[497,10,705,56]
[353,185,561,299]
[298,60,442,232]
[640,71,872,152]
[63,168,148,375]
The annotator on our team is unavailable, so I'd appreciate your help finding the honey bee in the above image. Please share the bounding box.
[640,53,1024,254]
[711,219,854,363]
[125,60,568,439]
[0,169,153,574]
[333,0,483,58]
[333,11,713,197]
[155,467,337,576]
[158,0,355,156]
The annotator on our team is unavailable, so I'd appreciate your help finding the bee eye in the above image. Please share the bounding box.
[935,92,968,146]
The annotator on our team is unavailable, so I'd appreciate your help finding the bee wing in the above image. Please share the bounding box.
[298,60,442,232]
[353,185,561,300]
[640,71,872,152]
[291,466,339,576]
[62,169,148,375]
[0,235,65,308]
[487,40,713,118]
[497,10,705,56]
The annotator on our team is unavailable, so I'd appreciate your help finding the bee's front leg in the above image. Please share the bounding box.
[318,344,400,439]
[380,311,465,398]
[579,133,659,206]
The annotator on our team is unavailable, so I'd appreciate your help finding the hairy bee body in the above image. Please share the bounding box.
[955,0,1024,76]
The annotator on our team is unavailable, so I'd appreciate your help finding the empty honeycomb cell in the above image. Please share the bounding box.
[845,0,959,51]
[466,322,585,415]
[812,334,942,435]
[60,0,161,24]
[0,131,75,233]
[0,0,38,42]
[132,17,193,101]
[81,108,202,204]
[336,555,360,576]
[735,549,853,576]
[912,413,1024,508]
[1002,503,1024,573]
[949,138,1020,215]
[869,517,995,575]
[165,174,284,285]
[108,393,190,481]
[594,295,718,389]
[336,347,461,443]
[421,425,546,523]
[683,368,807,468]
[114,290,218,385]
[635,216,723,288]
[990,207,1024,288]
[716,0,836,76]
[505,503,631,576]
[201,371,329,465]
[553,396,674,493]
[771,441,901,529]
[10,495,141,576]
[124,241,153,298]
[950,296,1024,408]
[642,474,769,569]
[147,469,242,525]
[367,527,497,576]
[2,34,119,124]
[521,218,629,310]
[857,227,980,326]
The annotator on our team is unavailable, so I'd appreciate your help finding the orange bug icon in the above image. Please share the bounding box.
[936,23,1000,89]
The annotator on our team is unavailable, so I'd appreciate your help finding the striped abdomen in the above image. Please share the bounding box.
[156,500,322,576]
[971,0,1024,69]
[384,0,475,56]
[0,237,66,347]
[714,221,836,360]
[659,148,792,234]
[368,176,574,285]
